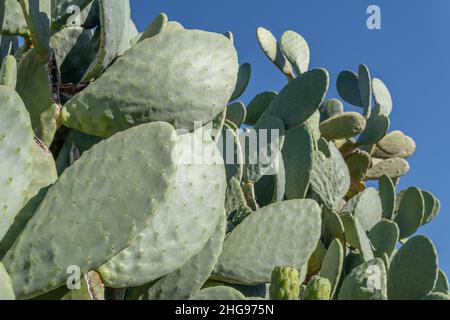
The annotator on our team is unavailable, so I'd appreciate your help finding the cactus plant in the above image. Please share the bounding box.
[0,2,446,302]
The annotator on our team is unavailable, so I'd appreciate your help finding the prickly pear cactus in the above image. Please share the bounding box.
[269,266,300,300]
[0,2,446,302]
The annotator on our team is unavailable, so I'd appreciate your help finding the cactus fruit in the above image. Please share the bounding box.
[0,4,445,301]
[269,266,300,300]
[304,276,331,300]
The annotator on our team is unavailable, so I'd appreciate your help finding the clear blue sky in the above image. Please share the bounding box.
[130,0,450,274]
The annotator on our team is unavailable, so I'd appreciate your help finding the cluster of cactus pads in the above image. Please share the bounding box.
[0,0,448,301]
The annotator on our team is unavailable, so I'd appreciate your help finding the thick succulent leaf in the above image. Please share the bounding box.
[213,199,321,284]
[0,142,57,258]
[191,286,245,300]
[358,64,372,117]
[280,30,310,75]
[244,91,277,126]
[63,28,238,137]
[0,262,14,300]
[0,54,16,88]
[374,130,416,159]
[319,98,344,122]
[19,0,52,59]
[259,68,329,129]
[368,219,399,258]
[98,130,226,287]
[254,155,285,206]
[230,63,251,102]
[394,187,424,239]
[387,235,438,300]
[341,213,374,262]
[357,113,389,146]
[0,0,30,37]
[51,0,95,29]
[226,101,246,129]
[80,0,131,82]
[310,142,350,210]
[345,150,371,181]
[365,157,409,180]
[2,122,178,299]
[378,175,396,220]
[50,26,96,84]
[319,239,344,298]
[0,86,34,241]
[434,269,449,294]
[372,78,392,116]
[282,122,314,199]
[137,12,168,43]
[337,70,362,107]
[320,112,366,141]
[421,292,450,300]
[243,115,284,183]
[219,124,243,183]
[322,208,345,247]
[338,258,387,300]
[256,27,293,77]
[130,213,226,300]
[344,188,382,232]
[16,48,59,146]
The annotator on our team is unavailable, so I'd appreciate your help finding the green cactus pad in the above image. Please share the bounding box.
[219,124,243,183]
[245,91,277,126]
[368,220,399,258]
[373,130,416,159]
[357,113,389,146]
[18,0,51,59]
[3,122,178,299]
[344,188,382,232]
[98,130,225,287]
[16,48,59,146]
[422,195,440,226]
[80,0,131,82]
[191,286,245,300]
[213,199,321,284]
[365,157,410,180]
[319,98,344,122]
[387,235,439,300]
[341,213,374,262]
[319,239,344,298]
[345,150,371,181]
[280,30,310,75]
[50,26,96,84]
[0,55,17,88]
[358,64,372,116]
[282,123,314,199]
[254,156,285,206]
[63,28,238,137]
[130,212,227,300]
[337,70,362,107]
[420,190,439,225]
[307,241,326,277]
[304,276,331,300]
[378,175,396,220]
[256,27,293,77]
[319,112,366,140]
[243,115,284,183]
[310,141,350,210]
[137,13,168,43]
[260,68,329,129]
[226,101,246,129]
[372,78,392,116]
[421,292,450,300]
[0,85,34,241]
[0,141,57,257]
[434,269,449,294]
[0,0,30,37]
[230,63,251,102]
[0,262,14,300]
[338,258,387,300]
[269,266,301,300]
[394,187,424,239]
[322,208,345,247]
